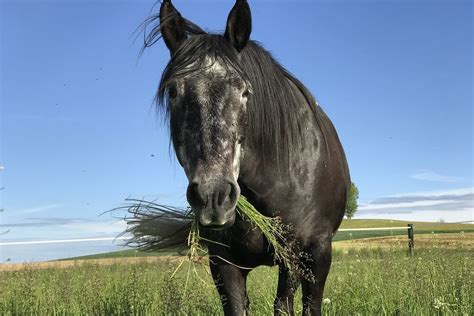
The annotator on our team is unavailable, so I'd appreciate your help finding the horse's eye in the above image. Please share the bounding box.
[242,89,250,98]
[168,86,178,99]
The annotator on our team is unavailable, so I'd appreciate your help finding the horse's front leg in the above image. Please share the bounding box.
[209,259,250,316]
[301,234,333,316]
[274,264,299,315]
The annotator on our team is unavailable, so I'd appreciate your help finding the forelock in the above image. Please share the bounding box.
[156,35,248,108]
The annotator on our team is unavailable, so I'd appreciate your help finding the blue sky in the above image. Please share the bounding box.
[1,0,472,262]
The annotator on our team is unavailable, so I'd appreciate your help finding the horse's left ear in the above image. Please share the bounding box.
[160,0,187,54]
[224,0,252,52]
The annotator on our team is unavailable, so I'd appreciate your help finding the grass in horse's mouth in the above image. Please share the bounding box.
[235,196,295,270]
[121,196,297,273]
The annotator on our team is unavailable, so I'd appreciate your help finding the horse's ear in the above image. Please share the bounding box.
[160,0,187,54]
[224,0,252,52]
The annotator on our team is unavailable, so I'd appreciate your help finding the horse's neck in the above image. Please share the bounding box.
[239,81,323,212]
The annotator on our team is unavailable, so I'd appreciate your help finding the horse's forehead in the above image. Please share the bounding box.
[184,57,228,78]
[204,58,227,76]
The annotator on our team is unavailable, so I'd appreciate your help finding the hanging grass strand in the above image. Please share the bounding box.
[236,196,295,272]
[122,195,297,273]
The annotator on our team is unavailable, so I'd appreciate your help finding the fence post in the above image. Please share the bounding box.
[407,224,414,256]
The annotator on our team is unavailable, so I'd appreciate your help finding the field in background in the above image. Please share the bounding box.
[0,219,472,315]
[60,219,474,260]
[339,219,471,230]
[334,218,473,241]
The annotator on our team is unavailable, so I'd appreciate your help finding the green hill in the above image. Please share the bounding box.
[339,218,472,230]
[333,218,473,241]
[60,248,181,261]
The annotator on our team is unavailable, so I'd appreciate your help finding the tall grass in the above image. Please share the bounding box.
[0,247,471,315]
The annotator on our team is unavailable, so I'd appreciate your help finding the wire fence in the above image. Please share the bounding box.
[0,226,414,249]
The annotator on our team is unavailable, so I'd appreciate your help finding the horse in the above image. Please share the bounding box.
[144,0,350,314]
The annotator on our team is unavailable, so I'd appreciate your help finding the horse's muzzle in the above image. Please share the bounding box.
[186,178,239,228]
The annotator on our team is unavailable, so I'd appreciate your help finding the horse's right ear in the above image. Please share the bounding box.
[160,0,187,54]
[224,0,252,52]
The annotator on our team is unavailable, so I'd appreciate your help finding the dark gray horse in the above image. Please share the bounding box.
[146,0,350,314]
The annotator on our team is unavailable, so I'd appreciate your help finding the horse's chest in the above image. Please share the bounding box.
[232,225,268,253]
[227,220,275,266]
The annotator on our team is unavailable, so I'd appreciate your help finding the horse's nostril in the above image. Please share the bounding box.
[228,181,239,204]
[188,179,239,210]
[187,181,205,208]
[217,183,232,206]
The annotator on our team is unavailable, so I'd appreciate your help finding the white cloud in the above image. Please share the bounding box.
[358,187,473,222]
[410,170,461,183]
[2,218,127,235]
[63,220,127,236]
[359,199,460,211]
[389,187,473,198]
[0,165,4,171]
[15,204,64,214]
[2,218,129,247]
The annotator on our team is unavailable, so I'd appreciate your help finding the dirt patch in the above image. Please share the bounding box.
[0,256,195,272]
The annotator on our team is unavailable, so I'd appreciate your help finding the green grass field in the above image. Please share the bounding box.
[1,245,472,315]
[0,220,472,315]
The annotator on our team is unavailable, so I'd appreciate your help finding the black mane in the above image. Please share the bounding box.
[143,14,322,171]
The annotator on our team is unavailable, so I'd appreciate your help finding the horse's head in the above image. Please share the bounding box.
[158,0,252,229]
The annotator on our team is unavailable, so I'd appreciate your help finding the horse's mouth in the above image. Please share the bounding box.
[197,211,236,231]
[198,219,235,231]
[199,223,229,231]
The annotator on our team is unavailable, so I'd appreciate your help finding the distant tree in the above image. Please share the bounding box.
[345,182,359,219]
